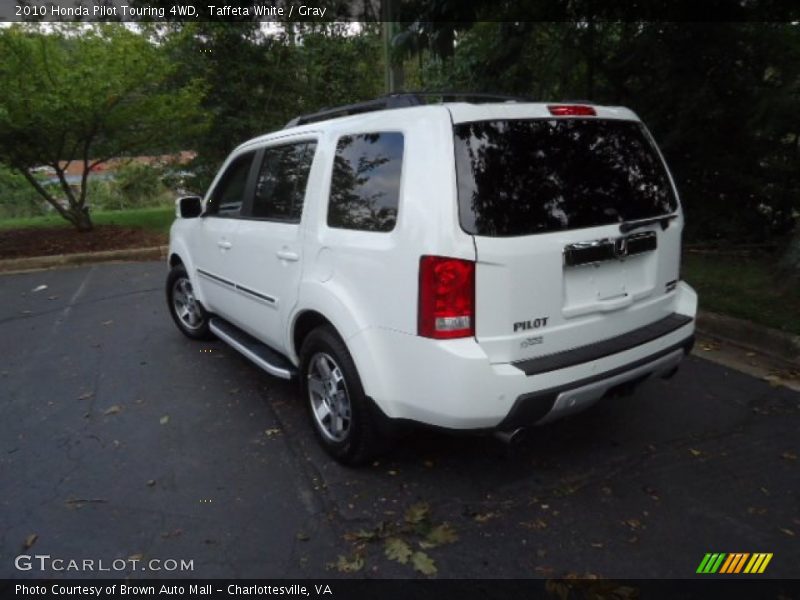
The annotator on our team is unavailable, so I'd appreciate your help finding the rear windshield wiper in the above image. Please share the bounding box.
[619,213,678,234]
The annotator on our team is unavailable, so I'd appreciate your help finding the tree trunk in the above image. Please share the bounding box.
[780,227,800,280]
[66,205,93,232]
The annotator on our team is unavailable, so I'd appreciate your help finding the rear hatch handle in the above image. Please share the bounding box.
[619,213,678,234]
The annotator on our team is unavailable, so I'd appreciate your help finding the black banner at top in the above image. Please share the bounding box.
[3,0,800,23]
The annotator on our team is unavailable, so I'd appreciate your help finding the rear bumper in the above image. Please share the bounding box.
[498,335,694,430]
[347,284,697,430]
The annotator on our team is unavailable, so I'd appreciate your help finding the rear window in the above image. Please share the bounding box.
[454,119,677,237]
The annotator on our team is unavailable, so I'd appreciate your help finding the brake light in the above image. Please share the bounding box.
[547,104,596,116]
[418,256,475,339]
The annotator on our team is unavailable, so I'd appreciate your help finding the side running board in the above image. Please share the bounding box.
[209,318,297,380]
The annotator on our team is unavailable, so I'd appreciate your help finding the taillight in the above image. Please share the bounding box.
[547,104,596,116]
[418,256,475,339]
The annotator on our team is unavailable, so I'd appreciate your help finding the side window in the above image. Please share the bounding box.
[251,142,316,222]
[206,151,255,217]
[328,132,404,232]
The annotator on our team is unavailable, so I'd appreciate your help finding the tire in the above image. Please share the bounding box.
[299,325,388,465]
[166,265,214,340]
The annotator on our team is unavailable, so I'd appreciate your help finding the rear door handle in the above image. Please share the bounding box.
[218,241,232,250]
[276,249,299,262]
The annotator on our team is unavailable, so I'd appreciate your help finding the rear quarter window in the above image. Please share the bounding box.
[454,119,677,237]
[327,132,404,233]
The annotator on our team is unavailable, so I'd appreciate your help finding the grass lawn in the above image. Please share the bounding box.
[0,206,175,235]
[682,252,800,335]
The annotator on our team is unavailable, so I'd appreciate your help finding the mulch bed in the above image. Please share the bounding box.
[0,226,167,260]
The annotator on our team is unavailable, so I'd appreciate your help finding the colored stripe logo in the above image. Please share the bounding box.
[696,553,773,574]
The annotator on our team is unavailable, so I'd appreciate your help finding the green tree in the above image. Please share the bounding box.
[0,163,47,219]
[395,16,800,247]
[161,22,384,191]
[0,24,207,231]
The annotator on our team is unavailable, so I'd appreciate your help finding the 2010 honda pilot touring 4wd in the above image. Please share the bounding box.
[166,94,697,464]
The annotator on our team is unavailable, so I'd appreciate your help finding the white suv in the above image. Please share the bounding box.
[167,94,697,464]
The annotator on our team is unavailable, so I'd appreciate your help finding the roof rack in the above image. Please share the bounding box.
[283,92,530,129]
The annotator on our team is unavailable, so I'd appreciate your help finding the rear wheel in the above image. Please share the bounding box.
[166,265,214,340]
[300,325,387,465]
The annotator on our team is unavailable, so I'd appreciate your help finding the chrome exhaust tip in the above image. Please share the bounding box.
[494,427,526,445]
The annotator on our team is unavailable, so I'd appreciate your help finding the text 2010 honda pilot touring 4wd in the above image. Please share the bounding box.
[167,93,697,464]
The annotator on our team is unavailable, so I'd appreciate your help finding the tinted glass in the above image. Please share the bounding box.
[328,132,404,232]
[207,151,254,217]
[251,142,316,222]
[454,119,677,236]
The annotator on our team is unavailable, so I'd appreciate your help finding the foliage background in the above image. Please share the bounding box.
[0,15,797,247]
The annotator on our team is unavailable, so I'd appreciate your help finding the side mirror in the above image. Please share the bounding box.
[176,195,202,219]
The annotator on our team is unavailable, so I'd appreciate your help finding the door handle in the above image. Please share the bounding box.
[218,241,232,250]
[276,249,299,262]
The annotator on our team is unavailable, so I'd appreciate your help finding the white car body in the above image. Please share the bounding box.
[168,99,697,441]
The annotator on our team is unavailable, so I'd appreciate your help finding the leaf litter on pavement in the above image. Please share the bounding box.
[334,501,459,577]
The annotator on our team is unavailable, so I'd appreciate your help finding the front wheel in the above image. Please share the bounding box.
[299,326,387,465]
[166,265,214,340]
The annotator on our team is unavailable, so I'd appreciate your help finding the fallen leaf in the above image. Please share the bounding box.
[264,428,281,437]
[546,578,572,600]
[420,523,458,548]
[521,518,548,530]
[77,391,94,401]
[384,537,412,564]
[387,470,398,476]
[624,518,643,530]
[689,448,702,457]
[159,415,170,425]
[404,502,430,525]
[343,528,378,543]
[23,534,38,550]
[333,554,364,573]
[103,405,122,416]
[411,551,437,576]
[565,572,600,580]
[780,528,795,537]
[296,532,310,542]
[32,285,48,293]
[146,480,156,487]
[591,542,604,548]
[128,553,143,561]
[160,529,183,539]
[474,511,500,523]
[101,320,113,326]
[781,452,797,462]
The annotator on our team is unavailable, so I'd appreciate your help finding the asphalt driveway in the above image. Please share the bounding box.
[1,262,798,580]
